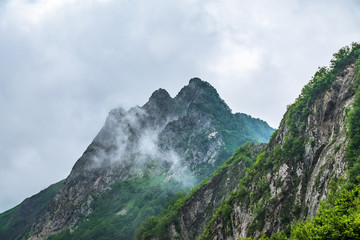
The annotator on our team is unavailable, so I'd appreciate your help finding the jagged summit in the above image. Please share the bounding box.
[142,78,231,122]
[186,77,214,92]
[147,88,172,103]
[189,77,203,84]
[175,78,231,113]
[143,88,175,119]
[144,78,221,105]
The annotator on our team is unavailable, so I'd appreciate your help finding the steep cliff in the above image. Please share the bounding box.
[0,78,273,240]
[199,44,360,239]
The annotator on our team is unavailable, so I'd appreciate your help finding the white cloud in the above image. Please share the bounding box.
[208,39,262,82]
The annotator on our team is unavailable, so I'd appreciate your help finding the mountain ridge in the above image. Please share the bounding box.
[0,78,274,240]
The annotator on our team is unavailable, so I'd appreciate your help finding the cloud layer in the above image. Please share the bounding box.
[1,0,360,212]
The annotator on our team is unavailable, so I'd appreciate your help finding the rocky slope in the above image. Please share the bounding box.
[172,144,266,240]
[199,45,360,239]
[135,142,265,240]
[0,78,273,240]
[136,44,360,240]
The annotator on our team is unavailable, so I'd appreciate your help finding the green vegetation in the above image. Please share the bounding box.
[265,44,360,240]
[0,180,64,240]
[345,51,360,189]
[47,175,186,240]
[199,147,277,239]
[200,43,360,239]
[135,143,260,240]
[134,191,189,240]
[244,185,360,240]
[285,42,360,136]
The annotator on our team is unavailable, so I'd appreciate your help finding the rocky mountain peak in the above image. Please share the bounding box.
[2,78,274,240]
[175,77,231,113]
[147,88,172,104]
[142,88,176,122]
[188,77,205,86]
[177,78,216,99]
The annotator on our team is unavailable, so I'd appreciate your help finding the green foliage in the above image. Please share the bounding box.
[135,191,189,240]
[282,136,304,162]
[221,202,233,222]
[285,43,360,136]
[285,65,334,135]
[0,180,64,240]
[330,43,360,72]
[269,129,279,144]
[291,186,360,240]
[135,185,193,240]
[292,204,302,218]
[245,186,360,240]
[345,53,360,188]
[248,208,267,235]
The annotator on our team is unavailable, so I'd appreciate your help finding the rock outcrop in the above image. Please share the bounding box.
[165,143,265,240]
[200,51,359,239]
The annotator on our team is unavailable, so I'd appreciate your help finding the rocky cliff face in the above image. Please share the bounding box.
[26,78,273,239]
[199,55,359,239]
[165,143,265,240]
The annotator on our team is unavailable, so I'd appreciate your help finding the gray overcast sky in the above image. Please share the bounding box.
[1,0,360,212]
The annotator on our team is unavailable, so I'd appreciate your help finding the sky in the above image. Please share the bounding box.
[0,0,360,213]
